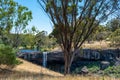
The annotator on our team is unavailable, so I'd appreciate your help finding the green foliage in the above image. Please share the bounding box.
[35,31,57,51]
[0,0,32,48]
[0,0,16,32]
[88,66,100,73]
[21,33,35,49]
[74,62,100,73]
[20,27,38,49]
[31,26,36,34]
[15,5,32,32]
[15,59,23,65]
[109,29,120,46]
[74,67,82,73]
[74,65,100,74]
[18,30,57,51]
[104,66,120,77]
[74,64,120,77]
[39,0,120,74]
[106,18,120,32]
[0,44,17,67]
[87,25,111,41]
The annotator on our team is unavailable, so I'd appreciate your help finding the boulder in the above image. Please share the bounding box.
[114,58,120,66]
[81,66,89,74]
[100,61,110,70]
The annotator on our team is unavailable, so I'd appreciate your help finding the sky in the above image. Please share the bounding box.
[14,0,53,34]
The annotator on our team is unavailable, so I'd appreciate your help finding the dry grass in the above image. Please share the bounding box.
[0,58,63,80]
[0,58,120,80]
[42,75,120,80]
[13,58,63,76]
[52,41,111,51]
[0,74,120,80]
[82,41,111,49]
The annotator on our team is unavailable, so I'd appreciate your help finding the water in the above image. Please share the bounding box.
[18,49,40,59]
[43,52,47,67]
[20,49,39,53]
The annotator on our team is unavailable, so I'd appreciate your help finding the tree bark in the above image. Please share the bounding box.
[64,54,70,75]
[64,49,72,75]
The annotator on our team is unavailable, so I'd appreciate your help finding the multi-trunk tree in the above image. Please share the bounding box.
[37,0,120,74]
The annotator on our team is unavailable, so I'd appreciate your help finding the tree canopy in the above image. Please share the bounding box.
[0,0,32,47]
[107,18,120,32]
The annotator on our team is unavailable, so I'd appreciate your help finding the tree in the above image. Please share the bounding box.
[20,27,37,49]
[13,5,32,48]
[34,31,57,51]
[0,0,16,33]
[109,28,120,46]
[31,26,37,34]
[0,0,17,45]
[35,31,47,51]
[21,33,35,49]
[106,18,120,32]
[0,0,32,48]
[38,0,120,74]
[95,25,110,41]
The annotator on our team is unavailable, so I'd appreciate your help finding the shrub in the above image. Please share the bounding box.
[88,66,100,73]
[74,62,100,74]
[74,67,82,73]
[109,29,120,47]
[104,66,120,77]
[0,44,17,68]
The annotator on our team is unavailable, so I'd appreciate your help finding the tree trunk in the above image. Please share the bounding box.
[13,34,19,48]
[64,50,72,75]
[64,48,80,75]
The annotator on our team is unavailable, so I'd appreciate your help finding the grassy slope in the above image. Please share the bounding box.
[0,58,63,80]
[14,58,63,76]
[0,58,119,80]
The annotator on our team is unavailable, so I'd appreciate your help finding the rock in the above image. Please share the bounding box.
[114,58,120,66]
[81,66,89,74]
[91,51,100,60]
[98,70,104,74]
[47,51,64,63]
[100,61,110,70]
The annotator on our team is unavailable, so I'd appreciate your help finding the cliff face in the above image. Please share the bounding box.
[17,49,120,64]
[48,49,120,62]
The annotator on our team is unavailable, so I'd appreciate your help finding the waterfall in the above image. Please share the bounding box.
[43,52,47,67]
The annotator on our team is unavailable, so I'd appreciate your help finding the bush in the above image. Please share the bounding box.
[109,29,120,47]
[104,66,120,77]
[88,66,100,73]
[0,44,17,68]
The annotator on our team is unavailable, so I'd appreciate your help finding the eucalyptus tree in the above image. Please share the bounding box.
[38,0,120,74]
[107,18,120,32]
[31,26,37,34]
[0,0,32,47]
[13,5,32,48]
[0,0,16,45]
[0,0,16,33]
[109,28,120,46]
[21,27,37,49]
[35,31,47,50]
